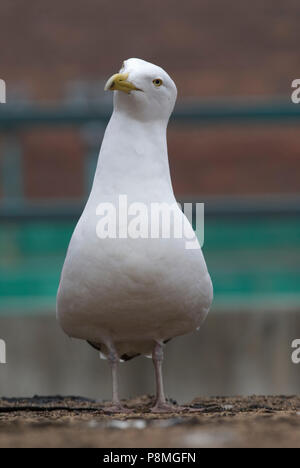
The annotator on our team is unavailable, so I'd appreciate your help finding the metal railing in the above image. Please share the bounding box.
[0,96,300,220]
[1,97,300,128]
[1,97,300,313]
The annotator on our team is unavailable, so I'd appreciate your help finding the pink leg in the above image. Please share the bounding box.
[151,341,200,414]
[151,341,176,413]
[103,348,129,413]
[153,341,166,404]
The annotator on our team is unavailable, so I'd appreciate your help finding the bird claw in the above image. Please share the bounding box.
[150,402,181,413]
[102,404,131,414]
[150,402,200,413]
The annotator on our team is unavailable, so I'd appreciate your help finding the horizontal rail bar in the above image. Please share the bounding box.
[0,98,299,129]
[1,195,300,220]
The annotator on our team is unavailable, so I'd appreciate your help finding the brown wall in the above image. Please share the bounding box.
[0,0,299,198]
[1,0,299,100]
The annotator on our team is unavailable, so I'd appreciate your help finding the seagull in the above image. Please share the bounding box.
[57,58,213,413]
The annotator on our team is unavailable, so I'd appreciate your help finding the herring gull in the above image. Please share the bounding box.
[57,58,213,412]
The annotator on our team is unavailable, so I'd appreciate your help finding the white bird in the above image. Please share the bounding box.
[57,58,213,413]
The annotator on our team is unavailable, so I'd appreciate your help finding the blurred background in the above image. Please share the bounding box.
[0,0,300,403]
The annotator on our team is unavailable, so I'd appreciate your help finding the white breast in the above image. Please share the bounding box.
[57,104,213,357]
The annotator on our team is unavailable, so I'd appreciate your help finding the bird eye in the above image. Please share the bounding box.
[153,79,163,87]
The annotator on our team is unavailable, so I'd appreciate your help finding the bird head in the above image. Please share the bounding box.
[104,58,177,123]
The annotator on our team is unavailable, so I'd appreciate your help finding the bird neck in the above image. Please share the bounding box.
[90,110,174,201]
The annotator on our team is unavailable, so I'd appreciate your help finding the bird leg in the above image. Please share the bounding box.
[151,341,176,413]
[151,341,199,414]
[104,347,129,413]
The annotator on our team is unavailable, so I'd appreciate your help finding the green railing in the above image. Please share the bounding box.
[1,97,300,129]
[0,98,300,314]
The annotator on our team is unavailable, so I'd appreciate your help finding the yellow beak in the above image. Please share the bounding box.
[104,72,141,94]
